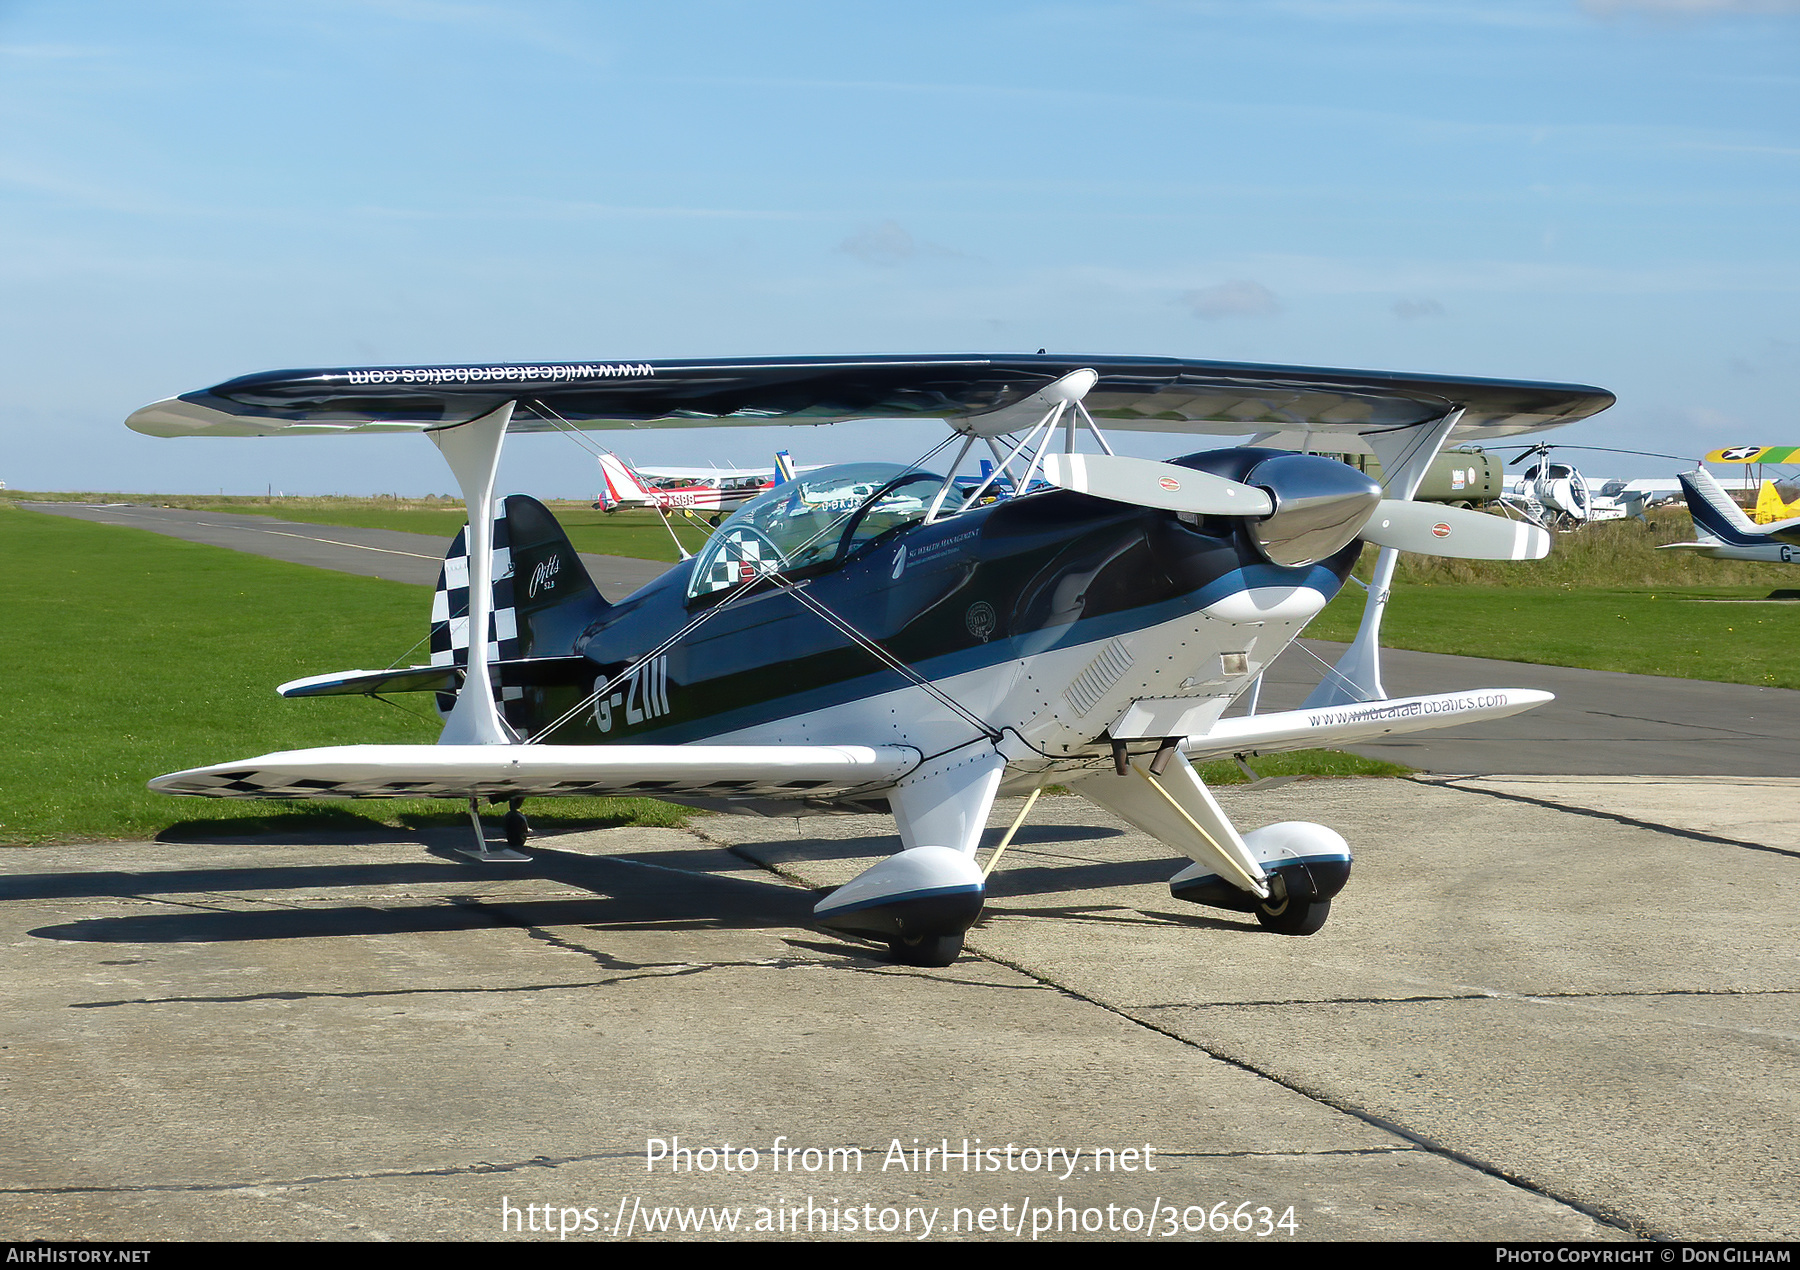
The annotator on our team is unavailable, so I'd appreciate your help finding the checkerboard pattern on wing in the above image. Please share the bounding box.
[155,770,846,799]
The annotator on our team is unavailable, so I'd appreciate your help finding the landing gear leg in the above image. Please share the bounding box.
[456,796,531,863]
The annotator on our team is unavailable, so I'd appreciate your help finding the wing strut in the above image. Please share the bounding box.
[1302,407,1463,707]
[429,401,518,747]
[931,368,1101,521]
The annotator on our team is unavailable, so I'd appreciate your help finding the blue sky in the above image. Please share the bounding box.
[1,0,1795,496]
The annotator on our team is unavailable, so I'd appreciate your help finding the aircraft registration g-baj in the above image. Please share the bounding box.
[128,354,1613,966]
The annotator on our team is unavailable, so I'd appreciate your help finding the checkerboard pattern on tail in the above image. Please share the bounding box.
[429,508,526,725]
[426,495,615,737]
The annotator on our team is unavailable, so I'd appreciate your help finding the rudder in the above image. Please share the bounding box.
[430,495,610,728]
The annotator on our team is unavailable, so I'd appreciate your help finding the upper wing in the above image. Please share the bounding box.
[1705,446,1800,464]
[150,743,919,800]
[125,354,1614,447]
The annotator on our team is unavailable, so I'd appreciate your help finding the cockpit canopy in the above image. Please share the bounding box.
[686,463,940,600]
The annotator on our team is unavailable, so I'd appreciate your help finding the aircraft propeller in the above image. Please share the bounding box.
[1038,450,1549,564]
[1038,453,1273,517]
[1359,499,1549,560]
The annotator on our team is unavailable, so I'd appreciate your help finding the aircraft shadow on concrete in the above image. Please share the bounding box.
[17,821,1177,948]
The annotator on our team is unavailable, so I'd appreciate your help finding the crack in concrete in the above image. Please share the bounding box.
[1575,710,1777,740]
[0,1141,1434,1202]
[1417,778,1800,861]
[69,975,704,1008]
[0,1150,642,1197]
[967,945,1655,1241]
[1131,986,1800,1011]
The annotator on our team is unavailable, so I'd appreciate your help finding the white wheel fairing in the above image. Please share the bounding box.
[1169,822,1354,911]
[814,846,986,942]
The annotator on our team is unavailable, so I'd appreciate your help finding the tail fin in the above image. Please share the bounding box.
[774,449,797,483]
[597,452,653,508]
[1678,467,1762,546]
[430,495,610,727]
[1752,479,1800,525]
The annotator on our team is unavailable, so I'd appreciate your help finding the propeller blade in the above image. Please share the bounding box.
[1040,453,1274,516]
[1361,501,1551,560]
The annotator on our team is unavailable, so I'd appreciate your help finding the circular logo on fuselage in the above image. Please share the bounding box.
[965,601,997,642]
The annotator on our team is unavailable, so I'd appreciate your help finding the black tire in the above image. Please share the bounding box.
[1256,896,1330,936]
[889,931,964,967]
[503,809,530,851]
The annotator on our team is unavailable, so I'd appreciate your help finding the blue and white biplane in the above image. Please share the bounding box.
[128,354,1612,965]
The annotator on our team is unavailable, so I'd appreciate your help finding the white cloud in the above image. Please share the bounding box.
[836,221,974,268]
[1727,339,1800,375]
[839,221,916,267]
[1580,0,1800,17]
[1393,297,1447,320]
[0,44,114,58]
[1184,279,1282,320]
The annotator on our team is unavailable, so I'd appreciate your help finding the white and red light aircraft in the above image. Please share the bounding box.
[127,354,1610,966]
[596,450,800,515]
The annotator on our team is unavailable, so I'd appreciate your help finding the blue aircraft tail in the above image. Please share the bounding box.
[1678,467,1764,548]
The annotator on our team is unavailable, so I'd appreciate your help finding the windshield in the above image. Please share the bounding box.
[686,463,934,600]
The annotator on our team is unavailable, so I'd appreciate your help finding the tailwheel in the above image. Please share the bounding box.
[888,931,964,968]
[503,802,529,852]
[1256,894,1330,936]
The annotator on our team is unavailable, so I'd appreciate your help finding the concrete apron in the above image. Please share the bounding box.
[2,775,1793,1242]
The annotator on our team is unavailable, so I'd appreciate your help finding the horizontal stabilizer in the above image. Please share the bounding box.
[279,657,592,698]
[149,743,919,801]
[1185,688,1553,761]
[1360,501,1550,560]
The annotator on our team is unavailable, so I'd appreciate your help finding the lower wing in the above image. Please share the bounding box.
[1183,688,1552,760]
[150,744,919,800]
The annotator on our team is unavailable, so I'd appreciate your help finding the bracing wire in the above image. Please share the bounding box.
[522,424,988,745]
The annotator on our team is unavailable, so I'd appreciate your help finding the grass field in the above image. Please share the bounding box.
[1300,510,1800,689]
[0,501,1404,844]
[8,490,1792,842]
[15,489,1794,686]
[1307,581,1799,688]
[0,502,690,844]
[2,489,699,561]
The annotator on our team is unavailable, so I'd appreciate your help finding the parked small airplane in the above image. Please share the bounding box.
[127,354,1611,966]
[1662,466,1800,564]
[596,450,799,514]
[631,455,803,489]
[1700,446,1800,525]
[1706,445,1800,466]
[1752,480,1800,525]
